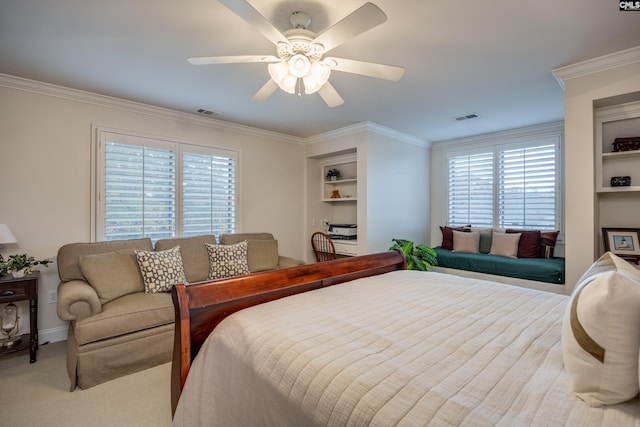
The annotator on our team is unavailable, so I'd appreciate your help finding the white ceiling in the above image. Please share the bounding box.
[1,0,639,142]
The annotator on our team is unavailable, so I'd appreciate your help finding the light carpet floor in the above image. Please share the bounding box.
[0,341,172,426]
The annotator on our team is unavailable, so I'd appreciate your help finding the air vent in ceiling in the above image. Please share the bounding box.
[196,108,220,117]
[455,113,479,121]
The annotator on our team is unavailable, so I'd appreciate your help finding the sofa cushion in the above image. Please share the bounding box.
[489,232,521,258]
[78,249,145,304]
[433,247,565,284]
[247,239,279,272]
[479,233,493,254]
[206,241,251,280]
[506,229,541,258]
[439,225,470,250]
[135,246,187,293]
[155,235,216,283]
[73,292,174,346]
[57,238,153,282]
[452,230,480,254]
[561,251,640,406]
[219,232,275,245]
[540,230,560,258]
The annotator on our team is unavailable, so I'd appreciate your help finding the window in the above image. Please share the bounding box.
[93,128,238,241]
[448,152,494,228]
[447,140,560,230]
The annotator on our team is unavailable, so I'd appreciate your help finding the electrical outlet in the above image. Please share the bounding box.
[48,290,57,304]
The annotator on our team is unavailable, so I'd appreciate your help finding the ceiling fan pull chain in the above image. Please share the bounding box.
[297,79,302,98]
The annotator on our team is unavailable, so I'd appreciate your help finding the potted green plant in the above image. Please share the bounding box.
[2,254,52,278]
[326,168,341,181]
[389,239,437,271]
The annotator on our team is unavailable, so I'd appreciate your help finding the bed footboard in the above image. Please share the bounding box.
[170,250,406,414]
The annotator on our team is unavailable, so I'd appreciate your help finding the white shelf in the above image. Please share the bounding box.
[322,156,357,201]
[322,197,357,202]
[324,178,357,184]
[595,101,640,255]
[597,186,640,193]
[602,150,640,159]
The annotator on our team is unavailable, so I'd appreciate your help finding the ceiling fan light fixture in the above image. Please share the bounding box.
[280,74,298,94]
[268,61,289,84]
[288,54,311,78]
[303,61,331,94]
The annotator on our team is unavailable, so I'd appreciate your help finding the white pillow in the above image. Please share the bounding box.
[452,230,480,253]
[561,251,640,406]
[489,232,520,258]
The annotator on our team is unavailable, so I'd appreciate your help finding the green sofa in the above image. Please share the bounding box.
[433,247,565,284]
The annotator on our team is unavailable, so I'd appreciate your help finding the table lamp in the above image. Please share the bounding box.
[0,224,18,262]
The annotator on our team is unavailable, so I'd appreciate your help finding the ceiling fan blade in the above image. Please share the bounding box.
[218,0,289,46]
[326,57,404,81]
[188,55,279,65]
[252,79,279,102]
[311,2,387,54]
[317,82,344,108]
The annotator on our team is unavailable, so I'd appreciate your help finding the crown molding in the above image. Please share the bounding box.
[431,121,564,151]
[0,73,304,145]
[552,45,640,89]
[305,121,429,148]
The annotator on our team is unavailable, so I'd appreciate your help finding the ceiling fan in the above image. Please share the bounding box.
[188,0,405,107]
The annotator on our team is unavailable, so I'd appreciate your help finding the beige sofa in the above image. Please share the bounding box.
[56,233,304,390]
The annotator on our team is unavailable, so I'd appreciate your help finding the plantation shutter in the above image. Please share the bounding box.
[498,144,556,229]
[447,152,494,228]
[104,142,176,241]
[182,151,236,237]
[97,128,238,242]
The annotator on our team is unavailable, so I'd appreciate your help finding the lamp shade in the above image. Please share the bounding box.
[0,225,17,245]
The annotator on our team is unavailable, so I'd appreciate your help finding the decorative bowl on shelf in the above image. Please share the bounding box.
[611,176,631,187]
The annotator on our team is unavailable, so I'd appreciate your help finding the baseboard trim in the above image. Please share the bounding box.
[39,325,67,344]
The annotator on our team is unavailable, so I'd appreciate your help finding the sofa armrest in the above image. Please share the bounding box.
[57,280,102,322]
[278,255,306,269]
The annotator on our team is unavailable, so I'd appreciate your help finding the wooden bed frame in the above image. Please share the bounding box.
[170,250,406,414]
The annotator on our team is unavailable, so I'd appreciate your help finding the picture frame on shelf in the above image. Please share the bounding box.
[602,228,640,262]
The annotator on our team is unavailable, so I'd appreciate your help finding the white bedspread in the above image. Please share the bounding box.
[173,270,640,426]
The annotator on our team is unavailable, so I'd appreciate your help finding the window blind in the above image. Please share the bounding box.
[447,143,558,230]
[97,130,238,242]
[183,152,236,237]
[105,142,176,241]
[448,152,494,228]
[498,144,556,229]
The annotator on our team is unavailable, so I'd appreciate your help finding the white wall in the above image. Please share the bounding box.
[0,75,306,342]
[556,49,640,291]
[364,130,431,253]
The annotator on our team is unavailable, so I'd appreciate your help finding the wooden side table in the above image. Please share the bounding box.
[0,271,39,363]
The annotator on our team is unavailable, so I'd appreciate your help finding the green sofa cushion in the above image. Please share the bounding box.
[434,247,565,284]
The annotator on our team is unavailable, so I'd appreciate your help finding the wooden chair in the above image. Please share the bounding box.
[311,232,337,262]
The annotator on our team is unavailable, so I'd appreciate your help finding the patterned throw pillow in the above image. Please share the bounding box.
[206,241,251,280]
[135,246,187,293]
